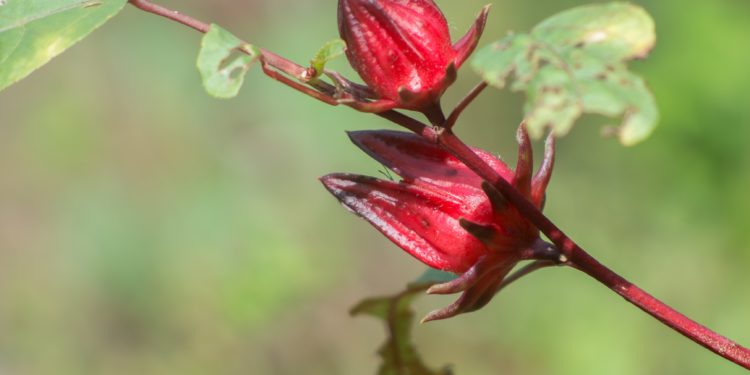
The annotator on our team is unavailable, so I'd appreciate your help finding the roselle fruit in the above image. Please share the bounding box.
[337,0,489,116]
[321,126,556,320]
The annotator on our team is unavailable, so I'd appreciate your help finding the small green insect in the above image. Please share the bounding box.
[377,166,395,181]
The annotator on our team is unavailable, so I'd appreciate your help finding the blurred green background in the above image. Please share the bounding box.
[1,0,749,374]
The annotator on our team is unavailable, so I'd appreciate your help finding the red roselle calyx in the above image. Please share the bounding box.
[321,125,556,321]
[337,0,490,121]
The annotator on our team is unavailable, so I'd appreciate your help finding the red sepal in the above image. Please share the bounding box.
[321,173,489,273]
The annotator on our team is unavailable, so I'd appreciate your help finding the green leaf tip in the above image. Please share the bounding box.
[196,23,260,99]
[412,268,458,287]
[0,0,127,92]
[308,39,346,79]
[471,2,658,146]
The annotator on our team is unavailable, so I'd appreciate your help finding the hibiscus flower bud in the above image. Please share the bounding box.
[338,0,489,115]
[321,126,556,321]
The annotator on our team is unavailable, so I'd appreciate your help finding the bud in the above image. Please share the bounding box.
[321,126,555,320]
[338,0,489,114]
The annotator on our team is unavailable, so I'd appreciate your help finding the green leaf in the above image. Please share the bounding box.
[352,281,453,375]
[0,0,127,92]
[196,24,260,99]
[471,2,658,146]
[308,38,345,79]
[412,268,457,286]
[532,3,655,62]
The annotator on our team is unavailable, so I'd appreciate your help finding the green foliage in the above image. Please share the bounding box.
[3,0,750,374]
[352,280,453,375]
[413,268,457,286]
[196,24,259,99]
[0,0,126,92]
[309,38,346,79]
[472,3,658,145]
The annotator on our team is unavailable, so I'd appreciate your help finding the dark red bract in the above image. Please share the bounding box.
[337,0,489,114]
[321,127,555,320]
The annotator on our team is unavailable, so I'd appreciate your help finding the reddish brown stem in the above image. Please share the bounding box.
[357,111,750,369]
[436,129,750,370]
[127,0,750,369]
[376,110,434,140]
[128,0,209,32]
[498,260,558,293]
[444,81,487,129]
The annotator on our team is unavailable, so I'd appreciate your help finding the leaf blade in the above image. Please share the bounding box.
[471,2,658,145]
[0,0,126,92]
[196,24,259,99]
[532,2,656,62]
[351,282,453,375]
[309,38,345,79]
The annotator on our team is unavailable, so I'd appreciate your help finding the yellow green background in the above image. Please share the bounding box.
[1,0,749,374]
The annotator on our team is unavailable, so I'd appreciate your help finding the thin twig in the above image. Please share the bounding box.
[497,260,558,293]
[443,81,487,129]
[376,110,434,139]
[128,0,208,32]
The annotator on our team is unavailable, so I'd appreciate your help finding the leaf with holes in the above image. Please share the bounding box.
[196,23,259,99]
[0,0,126,92]
[471,2,658,146]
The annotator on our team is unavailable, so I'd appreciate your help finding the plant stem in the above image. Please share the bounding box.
[497,260,558,293]
[436,129,750,370]
[346,110,750,370]
[128,0,208,32]
[444,81,487,130]
[126,0,750,369]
